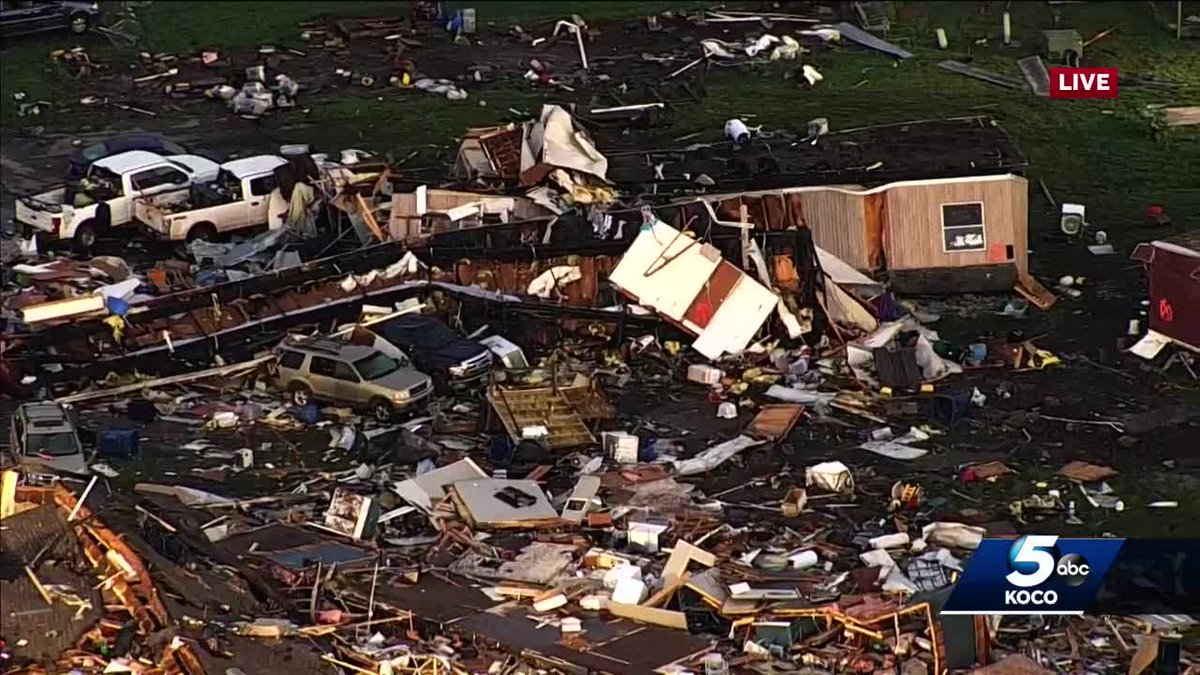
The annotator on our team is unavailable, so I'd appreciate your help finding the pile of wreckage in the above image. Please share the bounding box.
[2,102,1196,675]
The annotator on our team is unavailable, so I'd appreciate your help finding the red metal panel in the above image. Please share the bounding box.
[683,261,742,329]
[1147,243,1200,350]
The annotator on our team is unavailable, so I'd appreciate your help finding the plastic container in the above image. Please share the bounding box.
[279,143,311,158]
[687,364,724,385]
[724,118,750,144]
[97,428,139,459]
[789,550,819,569]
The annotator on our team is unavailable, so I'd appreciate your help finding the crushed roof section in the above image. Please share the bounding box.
[601,116,1029,193]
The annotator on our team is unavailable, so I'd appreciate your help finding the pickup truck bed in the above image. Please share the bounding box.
[15,186,73,231]
[14,151,220,249]
[136,156,284,241]
[136,193,243,241]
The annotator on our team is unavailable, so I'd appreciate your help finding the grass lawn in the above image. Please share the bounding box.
[670,1,1200,223]
[2,1,1197,225]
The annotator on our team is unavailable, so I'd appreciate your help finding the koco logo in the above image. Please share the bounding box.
[1049,67,1119,99]
[1004,535,1090,605]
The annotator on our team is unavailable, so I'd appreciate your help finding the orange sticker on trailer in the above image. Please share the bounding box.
[988,243,1007,263]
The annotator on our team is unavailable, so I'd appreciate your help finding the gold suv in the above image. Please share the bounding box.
[273,336,432,421]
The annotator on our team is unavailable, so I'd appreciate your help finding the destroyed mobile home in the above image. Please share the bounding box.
[2,11,1198,675]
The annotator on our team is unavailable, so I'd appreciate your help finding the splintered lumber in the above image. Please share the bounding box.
[55,354,276,404]
[1164,106,1200,127]
[1015,273,1057,310]
[938,60,1029,91]
[355,193,387,241]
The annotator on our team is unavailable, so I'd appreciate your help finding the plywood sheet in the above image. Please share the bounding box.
[608,222,721,321]
[608,602,689,630]
[746,404,806,441]
[1015,273,1057,309]
[393,458,488,511]
[450,478,559,527]
[691,274,777,359]
[683,260,741,329]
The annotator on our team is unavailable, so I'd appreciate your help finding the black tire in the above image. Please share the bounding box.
[370,397,395,422]
[431,371,451,394]
[69,13,90,34]
[72,221,97,254]
[289,383,313,407]
[94,201,111,231]
[187,222,217,243]
[33,230,51,254]
[20,225,51,253]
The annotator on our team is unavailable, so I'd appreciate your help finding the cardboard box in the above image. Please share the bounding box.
[687,364,724,385]
[602,431,639,464]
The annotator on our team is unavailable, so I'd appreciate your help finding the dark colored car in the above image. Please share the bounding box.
[67,134,190,180]
[378,315,493,389]
[0,0,101,39]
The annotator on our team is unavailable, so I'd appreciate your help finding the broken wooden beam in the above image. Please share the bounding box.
[1164,106,1200,127]
[355,193,387,241]
[938,60,1029,92]
[54,353,276,404]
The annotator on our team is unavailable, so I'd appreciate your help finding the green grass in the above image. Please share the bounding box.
[0,0,732,126]
[135,0,727,52]
[668,1,1200,223]
[2,1,1197,223]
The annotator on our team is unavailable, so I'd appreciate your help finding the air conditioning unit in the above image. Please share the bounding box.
[1060,203,1087,236]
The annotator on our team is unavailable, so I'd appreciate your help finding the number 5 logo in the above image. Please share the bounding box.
[1006,535,1058,588]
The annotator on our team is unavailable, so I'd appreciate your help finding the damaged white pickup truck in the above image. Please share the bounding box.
[14,150,220,252]
[134,155,287,242]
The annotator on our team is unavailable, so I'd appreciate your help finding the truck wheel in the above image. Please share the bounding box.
[34,231,51,254]
[72,221,97,254]
[187,223,217,243]
[69,13,90,34]
[370,397,395,422]
[289,383,313,407]
[22,226,51,254]
[431,372,450,394]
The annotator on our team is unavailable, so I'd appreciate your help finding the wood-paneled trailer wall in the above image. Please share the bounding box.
[882,175,1028,273]
[689,174,1027,274]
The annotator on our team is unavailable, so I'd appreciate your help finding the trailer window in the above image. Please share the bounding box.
[941,202,986,253]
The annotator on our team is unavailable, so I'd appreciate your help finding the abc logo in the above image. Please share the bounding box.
[1055,552,1090,587]
[1005,536,1091,590]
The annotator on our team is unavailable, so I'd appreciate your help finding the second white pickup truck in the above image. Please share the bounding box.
[135,155,287,242]
[14,150,220,251]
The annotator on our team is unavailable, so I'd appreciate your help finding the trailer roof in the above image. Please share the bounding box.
[597,116,1030,194]
[1158,230,1200,256]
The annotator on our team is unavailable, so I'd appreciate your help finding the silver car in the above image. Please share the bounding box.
[272,337,433,421]
[7,401,88,478]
